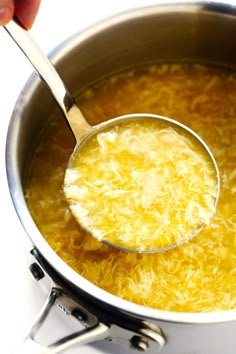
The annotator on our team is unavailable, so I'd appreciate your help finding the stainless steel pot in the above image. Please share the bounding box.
[5,1,236,353]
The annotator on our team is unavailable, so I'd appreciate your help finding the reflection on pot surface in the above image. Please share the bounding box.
[25,63,236,313]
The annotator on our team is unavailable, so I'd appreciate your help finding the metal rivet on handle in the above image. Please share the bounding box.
[29,262,45,281]
[130,335,149,351]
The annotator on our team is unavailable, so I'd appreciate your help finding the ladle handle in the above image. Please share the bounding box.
[4,19,91,142]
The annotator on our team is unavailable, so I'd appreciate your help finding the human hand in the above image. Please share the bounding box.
[0,0,41,29]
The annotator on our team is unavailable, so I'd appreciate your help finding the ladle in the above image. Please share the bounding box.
[4,20,220,253]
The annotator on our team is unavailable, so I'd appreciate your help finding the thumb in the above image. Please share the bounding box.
[14,0,41,29]
[0,0,14,26]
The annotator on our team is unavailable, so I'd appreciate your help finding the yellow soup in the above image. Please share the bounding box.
[25,64,236,312]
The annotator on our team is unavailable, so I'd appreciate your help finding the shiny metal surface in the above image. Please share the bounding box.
[5,1,236,353]
[5,20,90,142]
[15,287,110,354]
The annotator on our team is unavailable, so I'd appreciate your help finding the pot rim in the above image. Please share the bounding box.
[5,0,236,324]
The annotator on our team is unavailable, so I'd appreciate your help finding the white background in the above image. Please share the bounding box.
[1,1,236,354]
[0,1,160,354]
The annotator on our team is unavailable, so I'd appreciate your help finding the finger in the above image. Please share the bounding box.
[0,0,14,26]
[14,0,41,29]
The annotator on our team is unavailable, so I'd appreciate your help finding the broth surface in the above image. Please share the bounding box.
[25,64,236,312]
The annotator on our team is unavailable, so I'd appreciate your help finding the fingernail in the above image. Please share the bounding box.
[0,7,12,25]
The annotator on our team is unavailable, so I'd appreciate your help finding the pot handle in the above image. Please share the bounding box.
[14,288,110,354]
